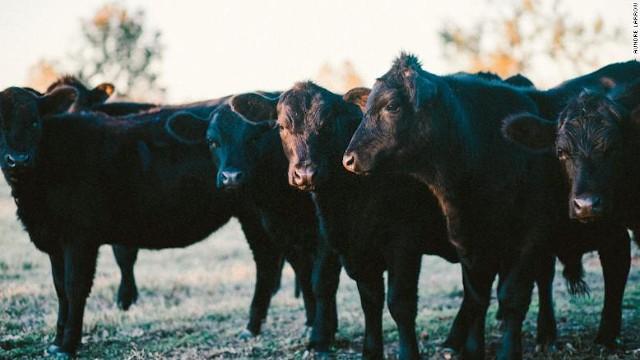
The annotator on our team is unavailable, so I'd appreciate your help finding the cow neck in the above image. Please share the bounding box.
[410,80,475,200]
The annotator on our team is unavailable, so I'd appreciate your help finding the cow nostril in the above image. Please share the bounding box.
[343,154,355,168]
[573,199,583,210]
[592,196,601,208]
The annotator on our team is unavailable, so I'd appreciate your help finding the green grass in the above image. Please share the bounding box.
[0,181,639,359]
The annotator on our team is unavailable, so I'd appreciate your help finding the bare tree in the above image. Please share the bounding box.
[315,60,364,93]
[439,0,623,80]
[26,59,61,92]
[71,3,165,101]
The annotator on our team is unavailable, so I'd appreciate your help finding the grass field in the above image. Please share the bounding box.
[0,181,639,360]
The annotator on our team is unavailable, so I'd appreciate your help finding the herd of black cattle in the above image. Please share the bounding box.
[2,52,640,359]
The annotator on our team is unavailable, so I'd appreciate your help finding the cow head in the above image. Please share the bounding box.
[165,94,277,190]
[275,82,364,191]
[343,53,443,175]
[46,76,114,112]
[0,86,77,173]
[502,81,640,222]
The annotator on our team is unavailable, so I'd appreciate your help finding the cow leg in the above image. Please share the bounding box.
[284,248,316,328]
[48,241,98,358]
[386,245,421,360]
[356,275,385,360]
[595,229,630,348]
[460,263,495,360]
[497,245,540,360]
[46,251,68,354]
[112,245,139,310]
[442,284,471,352]
[246,246,282,336]
[308,244,341,354]
[238,215,282,337]
[534,254,557,351]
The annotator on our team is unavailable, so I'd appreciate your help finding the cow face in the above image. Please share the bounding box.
[343,53,441,175]
[0,86,77,174]
[165,94,277,190]
[276,82,363,191]
[503,85,640,222]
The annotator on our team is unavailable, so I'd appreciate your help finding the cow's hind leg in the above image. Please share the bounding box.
[112,245,139,310]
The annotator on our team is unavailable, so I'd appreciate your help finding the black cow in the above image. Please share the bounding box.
[502,80,640,230]
[0,86,312,358]
[48,77,305,310]
[45,75,115,112]
[342,53,631,359]
[274,81,457,359]
[165,99,341,356]
[42,77,153,310]
[165,102,321,336]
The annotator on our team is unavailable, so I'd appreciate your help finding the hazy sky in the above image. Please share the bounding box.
[0,0,634,102]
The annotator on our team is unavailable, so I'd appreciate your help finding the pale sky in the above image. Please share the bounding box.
[0,0,634,102]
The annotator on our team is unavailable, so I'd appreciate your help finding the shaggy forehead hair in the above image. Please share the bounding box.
[560,90,624,128]
[46,75,88,94]
[378,52,423,85]
[278,81,337,133]
[558,90,625,152]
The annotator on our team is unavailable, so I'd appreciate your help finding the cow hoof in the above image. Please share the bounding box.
[47,345,73,359]
[117,286,139,311]
[238,328,256,340]
[595,335,621,350]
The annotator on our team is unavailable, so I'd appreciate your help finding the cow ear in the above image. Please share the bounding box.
[403,68,437,112]
[609,79,640,130]
[38,86,77,115]
[89,83,115,104]
[230,93,278,121]
[343,87,371,112]
[165,111,210,144]
[502,112,556,152]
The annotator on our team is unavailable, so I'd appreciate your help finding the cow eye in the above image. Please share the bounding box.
[31,120,39,128]
[208,140,219,149]
[385,103,400,113]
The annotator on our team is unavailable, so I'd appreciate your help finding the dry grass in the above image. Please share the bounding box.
[0,182,639,359]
